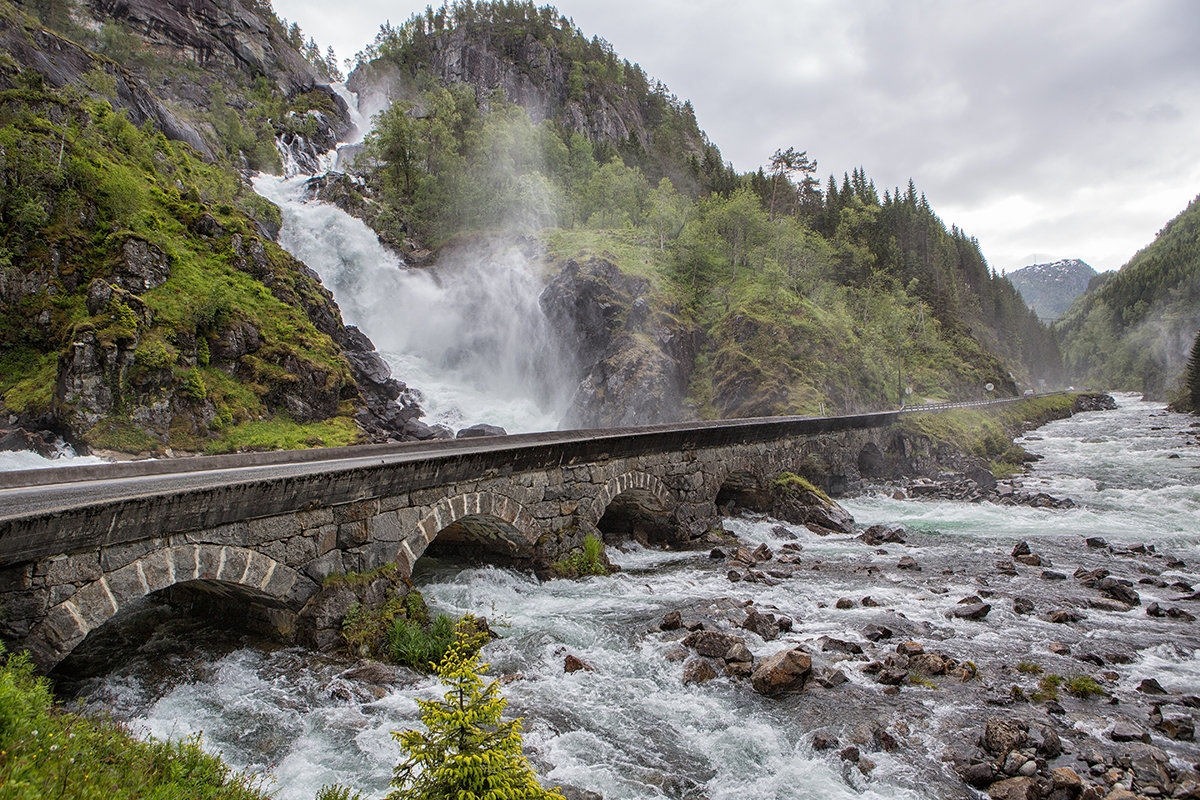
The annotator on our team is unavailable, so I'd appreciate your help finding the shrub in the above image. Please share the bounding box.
[181,369,207,402]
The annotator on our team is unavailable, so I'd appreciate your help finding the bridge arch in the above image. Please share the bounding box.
[26,545,310,670]
[403,491,544,568]
[585,470,678,545]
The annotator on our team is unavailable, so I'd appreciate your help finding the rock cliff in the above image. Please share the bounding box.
[540,257,699,428]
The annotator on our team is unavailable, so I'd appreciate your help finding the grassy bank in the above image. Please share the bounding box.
[898,393,1080,475]
[0,645,271,800]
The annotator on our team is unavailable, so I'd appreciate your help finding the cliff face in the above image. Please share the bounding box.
[540,257,698,428]
[0,1,417,454]
[348,28,670,154]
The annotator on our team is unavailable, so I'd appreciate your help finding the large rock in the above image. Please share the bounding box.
[682,630,744,659]
[539,257,698,428]
[750,647,811,696]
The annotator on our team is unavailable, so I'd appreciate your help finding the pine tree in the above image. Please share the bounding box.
[387,624,562,800]
[1183,327,1200,413]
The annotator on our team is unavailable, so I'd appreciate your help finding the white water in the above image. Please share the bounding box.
[72,395,1200,799]
[0,446,107,471]
[256,86,573,435]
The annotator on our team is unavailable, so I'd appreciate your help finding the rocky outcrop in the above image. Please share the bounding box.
[0,19,213,158]
[540,256,699,428]
[348,28,658,152]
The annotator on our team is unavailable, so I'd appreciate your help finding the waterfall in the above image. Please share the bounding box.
[258,86,574,434]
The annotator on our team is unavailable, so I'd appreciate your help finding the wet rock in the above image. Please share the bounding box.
[876,668,908,686]
[564,654,593,673]
[898,555,921,571]
[1041,570,1067,581]
[953,602,992,621]
[812,733,839,751]
[682,657,718,685]
[987,776,1040,800]
[1036,726,1063,758]
[1146,602,1196,622]
[682,630,744,659]
[1047,609,1085,624]
[751,543,773,562]
[741,610,780,641]
[1049,767,1082,791]
[835,597,855,609]
[724,642,753,664]
[1096,577,1140,606]
[1049,642,1071,655]
[770,525,797,540]
[838,745,859,763]
[750,647,812,696]
[660,610,683,631]
[961,762,997,789]
[814,668,848,688]
[1085,537,1110,549]
[1014,597,1036,615]
[861,623,894,642]
[820,637,864,655]
[663,646,689,662]
[1151,711,1194,741]
[1137,678,1166,694]
[709,547,727,560]
[995,560,1019,576]
[983,718,1030,757]
[897,641,924,656]
[910,653,948,675]
[1108,722,1150,743]
[1015,554,1045,567]
[1012,541,1033,558]
[861,524,906,546]
[861,596,880,607]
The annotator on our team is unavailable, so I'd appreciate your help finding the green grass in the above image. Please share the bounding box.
[551,533,609,578]
[0,644,271,799]
[202,416,362,454]
[1064,675,1107,698]
[899,394,1079,474]
[1016,661,1043,675]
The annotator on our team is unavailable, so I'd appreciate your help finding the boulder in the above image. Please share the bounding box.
[987,776,1040,800]
[564,654,593,673]
[750,648,812,696]
[897,555,921,571]
[952,603,991,621]
[1096,577,1140,606]
[741,609,780,640]
[983,718,1029,757]
[1108,722,1150,743]
[682,658,718,685]
[682,630,744,659]
[660,610,683,631]
[456,423,508,438]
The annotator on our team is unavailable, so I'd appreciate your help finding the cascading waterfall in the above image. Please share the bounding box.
[260,85,574,434]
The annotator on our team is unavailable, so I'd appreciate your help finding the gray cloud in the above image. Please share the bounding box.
[273,0,1200,272]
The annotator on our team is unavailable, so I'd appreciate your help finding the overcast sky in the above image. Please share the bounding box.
[274,0,1200,273]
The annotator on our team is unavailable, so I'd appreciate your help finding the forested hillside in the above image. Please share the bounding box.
[1056,194,1200,400]
[0,0,418,455]
[339,1,1061,423]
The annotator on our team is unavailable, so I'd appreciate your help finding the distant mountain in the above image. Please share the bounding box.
[1008,259,1097,322]
[1056,194,1200,400]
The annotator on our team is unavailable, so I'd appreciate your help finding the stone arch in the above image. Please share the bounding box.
[401,491,544,569]
[26,545,308,670]
[585,470,678,545]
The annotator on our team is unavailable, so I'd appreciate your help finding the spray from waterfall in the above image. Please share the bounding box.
[261,85,575,434]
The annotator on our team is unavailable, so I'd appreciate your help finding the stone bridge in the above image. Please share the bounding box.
[0,403,1016,669]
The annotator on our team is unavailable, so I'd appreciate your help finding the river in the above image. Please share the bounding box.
[57,394,1200,799]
